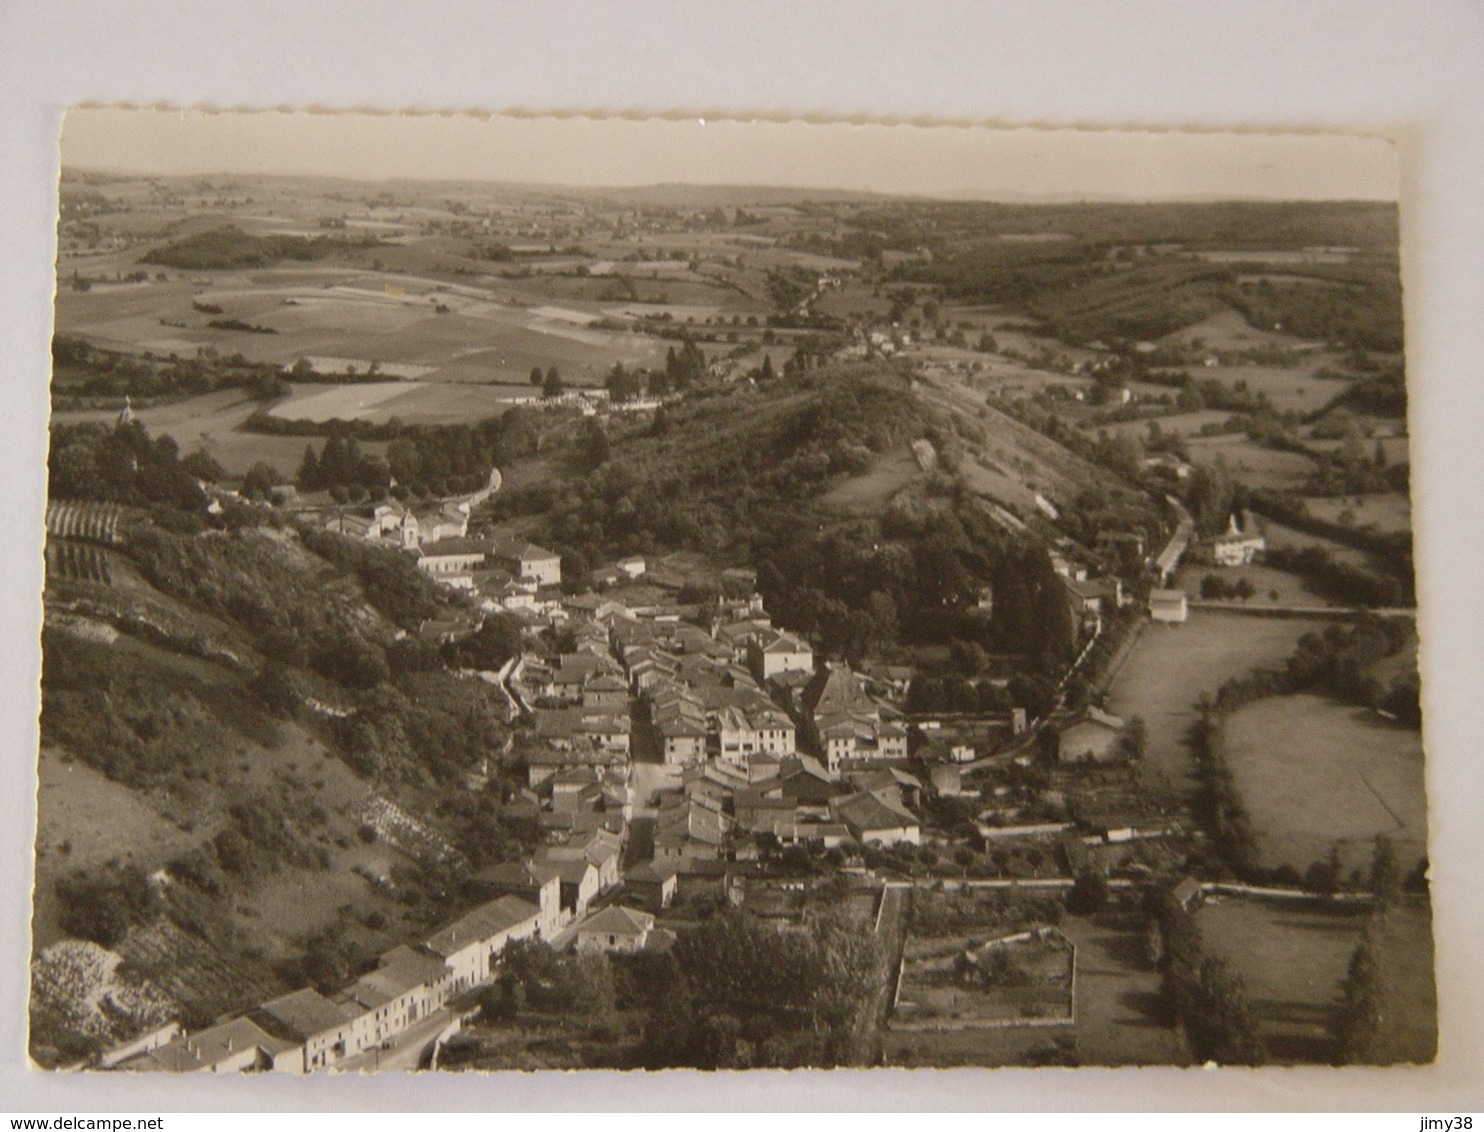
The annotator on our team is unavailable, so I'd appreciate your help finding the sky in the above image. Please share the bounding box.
[60,108,1400,201]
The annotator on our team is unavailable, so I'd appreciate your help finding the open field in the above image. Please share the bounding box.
[1186,433,1317,491]
[267,380,526,425]
[1301,493,1412,536]
[894,930,1072,1028]
[1106,611,1325,804]
[1174,562,1337,607]
[1197,896,1435,1064]
[819,446,923,513]
[1221,694,1427,875]
[1157,306,1313,352]
[32,746,202,950]
[50,388,388,477]
[1100,410,1232,440]
[1195,249,1355,266]
[57,266,672,386]
[1261,518,1375,570]
[1200,362,1352,414]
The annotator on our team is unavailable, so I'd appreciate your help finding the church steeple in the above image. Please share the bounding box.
[118,395,134,426]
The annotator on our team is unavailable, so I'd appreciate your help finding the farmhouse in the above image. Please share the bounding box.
[124,1016,300,1074]
[802,662,903,771]
[489,536,562,587]
[1149,588,1189,623]
[411,537,487,583]
[472,860,564,939]
[713,701,797,762]
[1212,512,1266,567]
[1063,575,1123,616]
[541,856,602,918]
[830,789,921,847]
[250,988,365,1072]
[747,628,814,682]
[1057,707,1127,764]
[336,944,446,1049]
[576,905,656,954]
[422,894,543,996]
[624,860,679,912]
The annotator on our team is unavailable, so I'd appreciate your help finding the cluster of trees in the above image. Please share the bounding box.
[54,864,159,948]
[49,420,212,517]
[905,671,1058,721]
[1186,711,1261,880]
[1331,918,1389,1064]
[639,910,882,1068]
[297,434,388,493]
[292,417,508,498]
[1228,272,1403,353]
[600,361,674,403]
[1200,573,1257,601]
[141,224,381,270]
[295,526,454,630]
[883,198,1402,353]
[41,626,279,791]
[1210,617,1420,726]
[1250,496,1413,599]
[1144,886,1265,1065]
[482,940,619,1034]
[1302,441,1409,500]
[1189,618,1419,880]
[911,889,1065,938]
[52,336,285,405]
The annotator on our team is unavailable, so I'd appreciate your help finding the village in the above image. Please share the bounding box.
[87,458,1313,1074]
[32,165,1433,1072]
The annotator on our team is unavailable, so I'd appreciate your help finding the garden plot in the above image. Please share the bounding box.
[893,927,1074,1030]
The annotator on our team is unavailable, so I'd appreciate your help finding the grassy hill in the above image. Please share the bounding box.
[494,360,1116,672]
[33,502,529,1067]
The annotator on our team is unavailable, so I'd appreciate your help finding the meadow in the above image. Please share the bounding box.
[1220,693,1427,876]
[1301,492,1413,537]
[49,389,387,476]
[1185,433,1317,491]
[266,381,526,425]
[1105,611,1326,803]
[1197,897,1435,1064]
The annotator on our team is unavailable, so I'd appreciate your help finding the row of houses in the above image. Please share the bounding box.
[117,890,545,1074]
[116,811,655,1075]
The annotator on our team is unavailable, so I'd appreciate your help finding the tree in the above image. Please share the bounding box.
[529,365,544,386]
[1067,868,1110,916]
[1331,923,1386,1063]
[240,461,282,500]
[1190,957,1265,1065]
[542,366,564,400]
[583,421,611,470]
[180,449,227,484]
[296,444,321,490]
[1368,835,1401,908]
[1117,715,1148,761]
[759,353,776,382]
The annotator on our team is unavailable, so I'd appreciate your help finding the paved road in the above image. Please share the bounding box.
[335,1008,456,1073]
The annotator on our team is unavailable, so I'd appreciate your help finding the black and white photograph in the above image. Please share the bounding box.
[29,107,1435,1074]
